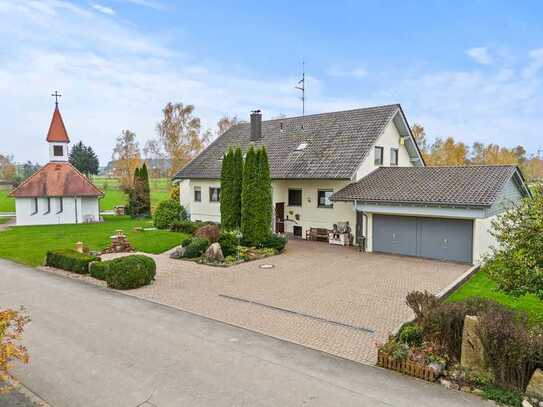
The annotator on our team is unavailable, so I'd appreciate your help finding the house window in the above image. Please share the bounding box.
[44,197,51,214]
[194,186,201,202]
[318,190,334,208]
[390,148,399,166]
[53,145,64,157]
[56,197,63,214]
[288,189,302,206]
[209,187,220,202]
[374,146,384,166]
[31,198,38,215]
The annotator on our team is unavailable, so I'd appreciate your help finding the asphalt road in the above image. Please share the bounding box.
[0,259,491,407]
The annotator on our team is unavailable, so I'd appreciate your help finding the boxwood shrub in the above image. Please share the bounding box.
[106,255,156,290]
[153,199,187,229]
[261,235,288,252]
[45,250,99,274]
[89,260,111,281]
[184,237,210,258]
[218,231,238,257]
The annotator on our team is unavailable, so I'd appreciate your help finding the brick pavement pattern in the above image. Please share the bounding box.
[102,240,468,365]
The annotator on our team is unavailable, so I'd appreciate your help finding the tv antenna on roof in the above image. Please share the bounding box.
[295,61,305,119]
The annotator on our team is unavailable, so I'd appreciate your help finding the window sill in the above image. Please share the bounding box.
[318,206,334,209]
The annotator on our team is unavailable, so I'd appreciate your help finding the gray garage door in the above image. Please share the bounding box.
[372,215,473,263]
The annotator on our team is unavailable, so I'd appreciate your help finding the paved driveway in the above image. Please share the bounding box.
[103,240,469,364]
[1,260,488,407]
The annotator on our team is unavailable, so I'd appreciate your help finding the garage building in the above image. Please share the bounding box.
[332,165,530,264]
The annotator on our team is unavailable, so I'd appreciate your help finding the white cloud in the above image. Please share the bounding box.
[91,3,115,15]
[118,0,165,10]
[523,48,543,79]
[466,47,493,65]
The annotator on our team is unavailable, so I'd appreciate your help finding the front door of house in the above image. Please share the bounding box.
[275,202,285,233]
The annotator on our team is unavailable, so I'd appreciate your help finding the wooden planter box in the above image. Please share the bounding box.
[377,350,439,382]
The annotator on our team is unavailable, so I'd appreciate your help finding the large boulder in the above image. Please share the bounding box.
[204,242,224,263]
[460,315,487,372]
[527,369,543,398]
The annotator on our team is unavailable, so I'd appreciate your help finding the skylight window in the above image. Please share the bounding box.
[295,142,308,151]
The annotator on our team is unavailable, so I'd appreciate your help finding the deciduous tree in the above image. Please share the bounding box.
[216,115,241,137]
[425,137,468,166]
[156,102,209,176]
[112,129,141,190]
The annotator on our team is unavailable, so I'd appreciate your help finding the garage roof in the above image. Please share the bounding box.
[332,165,528,207]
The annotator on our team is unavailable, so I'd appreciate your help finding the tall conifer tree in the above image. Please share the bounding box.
[220,148,235,229]
[241,146,258,244]
[232,147,244,228]
[255,147,272,241]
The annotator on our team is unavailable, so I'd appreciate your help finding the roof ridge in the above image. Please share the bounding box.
[261,103,401,123]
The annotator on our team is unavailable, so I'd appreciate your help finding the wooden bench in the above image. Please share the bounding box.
[306,227,330,242]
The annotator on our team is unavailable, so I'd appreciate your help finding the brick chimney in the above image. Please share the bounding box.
[250,110,262,141]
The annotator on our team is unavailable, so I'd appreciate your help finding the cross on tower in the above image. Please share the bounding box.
[51,91,62,106]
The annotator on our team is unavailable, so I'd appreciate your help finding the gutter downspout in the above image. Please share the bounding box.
[74,197,78,224]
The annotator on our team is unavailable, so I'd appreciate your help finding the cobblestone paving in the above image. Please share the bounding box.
[103,240,468,364]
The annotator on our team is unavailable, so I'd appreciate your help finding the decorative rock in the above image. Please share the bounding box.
[461,315,487,372]
[522,399,533,407]
[75,241,84,253]
[428,362,444,377]
[439,378,452,389]
[204,242,224,263]
[472,388,484,396]
[460,386,471,393]
[539,400,543,407]
[169,246,186,259]
[527,369,543,399]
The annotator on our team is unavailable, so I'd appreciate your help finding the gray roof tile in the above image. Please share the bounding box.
[174,104,401,180]
[332,165,521,207]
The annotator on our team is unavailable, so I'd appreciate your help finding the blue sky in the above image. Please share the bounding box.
[1,0,542,164]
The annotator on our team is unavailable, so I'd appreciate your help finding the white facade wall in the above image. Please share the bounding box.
[15,196,100,226]
[48,142,69,162]
[472,215,499,265]
[354,120,413,181]
[186,179,222,222]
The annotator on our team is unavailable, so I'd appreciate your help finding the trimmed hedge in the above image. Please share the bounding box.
[45,250,99,274]
[184,237,210,258]
[89,260,111,281]
[106,255,156,290]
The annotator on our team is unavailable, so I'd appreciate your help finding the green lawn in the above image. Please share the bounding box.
[0,191,15,212]
[449,271,543,324]
[0,215,186,266]
[0,178,172,213]
[0,217,12,224]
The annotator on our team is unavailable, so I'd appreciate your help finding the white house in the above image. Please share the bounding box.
[173,105,531,265]
[9,103,103,225]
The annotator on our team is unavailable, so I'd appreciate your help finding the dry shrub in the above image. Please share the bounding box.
[194,223,220,243]
[405,290,439,321]
[478,308,543,391]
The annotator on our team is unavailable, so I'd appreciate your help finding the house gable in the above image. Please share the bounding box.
[353,111,423,181]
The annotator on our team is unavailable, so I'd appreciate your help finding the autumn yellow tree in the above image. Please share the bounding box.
[216,115,241,137]
[411,123,428,156]
[425,137,468,166]
[112,130,141,190]
[471,143,526,165]
[0,308,29,393]
[522,155,543,181]
[156,103,209,176]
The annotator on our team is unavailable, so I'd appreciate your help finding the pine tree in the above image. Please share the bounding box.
[241,146,258,244]
[256,147,272,242]
[232,147,244,229]
[220,148,234,229]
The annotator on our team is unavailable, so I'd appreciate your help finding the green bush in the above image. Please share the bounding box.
[106,255,156,289]
[89,260,111,280]
[184,237,210,258]
[482,384,522,407]
[153,199,187,229]
[218,231,238,257]
[170,220,198,234]
[45,250,99,274]
[261,235,288,252]
[397,323,423,347]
